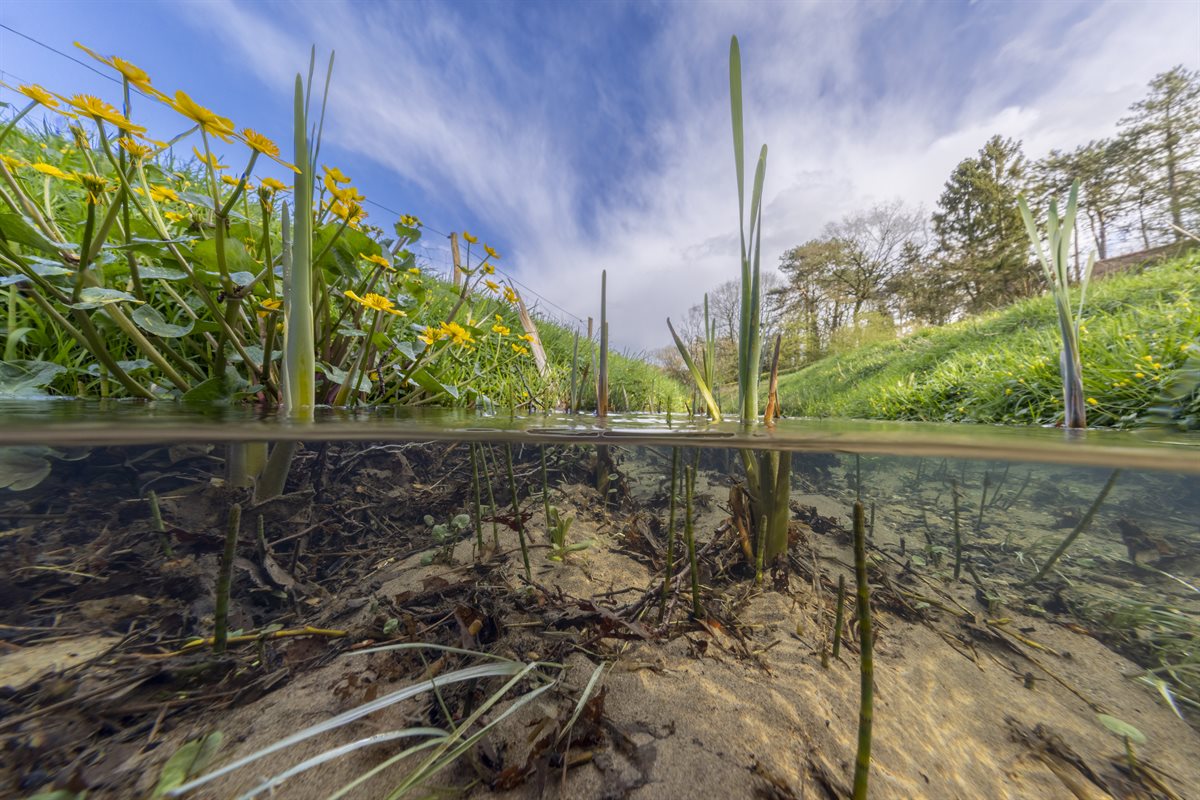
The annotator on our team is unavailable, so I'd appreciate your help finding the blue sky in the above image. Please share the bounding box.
[2,0,1198,351]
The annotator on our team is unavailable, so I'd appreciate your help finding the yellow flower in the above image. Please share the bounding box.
[29,162,73,180]
[258,297,283,317]
[442,321,474,347]
[65,94,146,135]
[1004,388,1012,395]
[484,279,500,292]
[511,343,529,356]
[360,253,391,269]
[517,333,535,343]
[17,84,62,109]
[221,174,242,186]
[192,147,228,170]
[149,185,179,203]
[407,267,420,275]
[241,128,298,172]
[328,182,365,204]
[484,244,500,259]
[399,214,421,227]
[503,286,518,304]
[0,153,27,169]
[1135,372,1145,378]
[322,165,350,184]
[1142,355,1153,362]
[172,91,235,141]
[463,231,478,244]
[344,290,404,316]
[261,177,291,192]
[329,200,366,226]
[1153,363,1162,369]
[1086,398,1098,406]
[117,137,152,158]
[418,326,439,346]
[164,211,186,223]
[481,262,495,275]
[74,43,166,99]
[492,323,510,336]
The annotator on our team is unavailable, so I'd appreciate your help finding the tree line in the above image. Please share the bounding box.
[663,65,1199,383]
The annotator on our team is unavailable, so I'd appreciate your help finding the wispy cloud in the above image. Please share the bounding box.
[176,0,1199,352]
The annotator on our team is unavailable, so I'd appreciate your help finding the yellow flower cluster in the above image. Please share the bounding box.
[344,290,405,316]
[419,321,475,349]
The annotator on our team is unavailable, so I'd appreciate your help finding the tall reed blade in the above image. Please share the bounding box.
[283,77,315,421]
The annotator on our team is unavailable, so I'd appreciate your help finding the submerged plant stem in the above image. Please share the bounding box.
[832,573,846,660]
[659,447,680,622]
[852,501,873,800]
[684,464,701,618]
[503,444,532,582]
[214,501,242,655]
[951,478,963,581]
[1029,469,1121,583]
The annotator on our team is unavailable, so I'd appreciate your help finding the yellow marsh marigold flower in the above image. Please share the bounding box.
[118,137,152,158]
[360,253,391,269]
[241,128,299,172]
[1086,397,1098,406]
[442,321,473,347]
[258,297,283,318]
[484,279,500,292]
[261,177,291,192]
[17,84,63,109]
[1135,372,1145,378]
[517,333,535,343]
[74,43,166,99]
[65,94,146,135]
[484,244,500,259]
[328,182,365,205]
[511,343,529,356]
[149,185,179,203]
[492,323,510,336]
[399,214,420,227]
[482,262,495,275]
[418,326,439,346]
[221,174,242,186]
[30,162,74,180]
[0,154,26,169]
[172,91,235,141]
[503,286,518,304]
[322,165,350,184]
[192,147,228,171]
[164,211,186,223]
[329,200,366,226]
[462,231,478,244]
[344,290,405,316]
[407,267,420,275]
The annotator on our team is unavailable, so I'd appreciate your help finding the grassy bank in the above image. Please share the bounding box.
[775,254,1200,427]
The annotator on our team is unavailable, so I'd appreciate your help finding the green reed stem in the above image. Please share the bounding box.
[214,501,242,655]
[659,447,680,622]
[832,573,846,660]
[975,472,990,536]
[1028,469,1121,583]
[503,444,532,582]
[470,443,485,555]
[951,478,963,581]
[147,490,173,558]
[540,445,552,536]
[852,501,873,800]
[684,463,701,618]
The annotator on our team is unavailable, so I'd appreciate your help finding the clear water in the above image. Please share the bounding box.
[1,403,1197,798]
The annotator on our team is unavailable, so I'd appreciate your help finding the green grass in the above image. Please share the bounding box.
[775,253,1200,427]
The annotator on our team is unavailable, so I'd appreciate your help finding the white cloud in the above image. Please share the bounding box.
[180,0,1199,352]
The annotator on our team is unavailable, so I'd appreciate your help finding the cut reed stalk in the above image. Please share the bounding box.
[214,501,242,655]
[503,444,532,582]
[975,472,990,536]
[147,489,173,558]
[1028,469,1121,583]
[597,270,608,418]
[951,478,963,581]
[852,501,874,800]
[832,573,846,660]
[540,446,552,536]
[659,447,680,622]
[470,443,485,555]
[684,463,701,618]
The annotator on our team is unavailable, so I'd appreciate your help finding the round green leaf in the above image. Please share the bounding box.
[139,265,189,281]
[69,287,142,310]
[132,305,194,338]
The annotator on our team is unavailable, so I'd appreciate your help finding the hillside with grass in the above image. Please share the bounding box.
[774,253,1200,427]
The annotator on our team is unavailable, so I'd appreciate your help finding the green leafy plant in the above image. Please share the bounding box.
[1018,179,1096,428]
[420,512,472,565]
[546,505,590,561]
